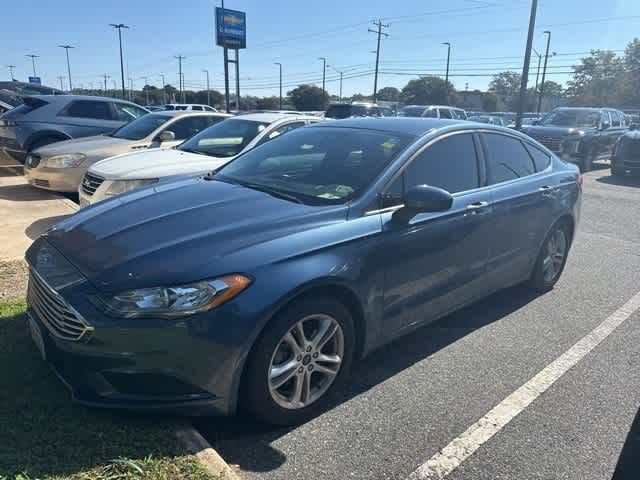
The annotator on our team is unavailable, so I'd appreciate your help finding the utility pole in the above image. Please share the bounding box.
[57,76,65,91]
[532,47,542,94]
[7,65,16,81]
[159,73,166,104]
[141,76,149,104]
[58,45,74,91]
[537,30,552,114]
[110,24,129,99]
[318,57,327,94]
[442,42,451,104]
[274,62,282,109]
[368,19,389,103]
[102,74,110,93]
[329,65,343,102]
[515,0,538,130]
[174,55,186,102]
[25,54,39,77]
[203,69,210,106]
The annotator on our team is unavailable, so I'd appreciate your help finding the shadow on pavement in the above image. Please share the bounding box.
[195,284,540,474]
[25,214,71,239]
[612,406,640,479]
[596,174,640,188]
[0,165,23,177]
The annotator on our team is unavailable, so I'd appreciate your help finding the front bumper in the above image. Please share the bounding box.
[24,165,86,192]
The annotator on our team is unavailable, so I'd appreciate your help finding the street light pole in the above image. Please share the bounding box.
[25,54,39,77]
[274,62,282,109]
[442,42,451,104]
[537,30,552,113]
[329,65,343,102]
[318,57,326,94]
[110,24,129,98]
[159,74,166,104]
[7,65,16,81]
[174,55,186,102]
[203,69,210,106]
[57,76,65,90]
[58,45,74,91]
[141,76,149,104]
[102,74,110,93]
[515,0,538,130]
[532,47,542,94]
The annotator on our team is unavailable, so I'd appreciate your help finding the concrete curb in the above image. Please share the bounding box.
[174,419,241,480]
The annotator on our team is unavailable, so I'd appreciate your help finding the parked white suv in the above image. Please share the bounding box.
[162,104,218,112]
[78,113,321,207]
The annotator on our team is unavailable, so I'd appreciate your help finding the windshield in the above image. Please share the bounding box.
[178,118,269,157]
[398,106,427,117]
[110,113,171,140]
[215,126,412,205]
[540,110,600,128]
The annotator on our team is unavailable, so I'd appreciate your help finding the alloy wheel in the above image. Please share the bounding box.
[542,228,567,283]
[268,314,344,410]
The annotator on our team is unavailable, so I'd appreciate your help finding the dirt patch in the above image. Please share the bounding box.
[0,259,28,302]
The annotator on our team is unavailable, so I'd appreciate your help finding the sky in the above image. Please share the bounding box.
[2,0,639,98]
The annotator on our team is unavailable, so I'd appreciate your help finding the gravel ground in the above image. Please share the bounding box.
[0,259,28,302]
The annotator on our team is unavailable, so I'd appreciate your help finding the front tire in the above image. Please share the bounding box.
[580,153,594,173]
[241,296,355,425]
[529,222,571,292]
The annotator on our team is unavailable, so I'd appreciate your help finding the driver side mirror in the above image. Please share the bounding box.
[158,130,176,142]
[394,185,453,222]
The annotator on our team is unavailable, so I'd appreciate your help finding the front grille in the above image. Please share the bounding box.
[531,135,562,152]
[33,178,49,188]
[27,269,93,342]
[26,154,41,168]
[80,172,104,196]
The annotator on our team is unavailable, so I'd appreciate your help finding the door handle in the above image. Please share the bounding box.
[466,201,489,210]
[539,185,554,196]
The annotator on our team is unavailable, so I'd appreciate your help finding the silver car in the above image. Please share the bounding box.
[24,111,230,192]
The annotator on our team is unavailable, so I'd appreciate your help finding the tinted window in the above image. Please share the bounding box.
[113,103,147,122]
[405,134,479,194]
[325,105,354,119]
[423,108,438,118]
[164,105,175,110]
[600,111,611,127]
[525,144,551,172]
[216,127,412,204]
[398,106,426,117]
[439,108,453,119]
[179,118,270,157]
[540,109,600,128]
[610,111,621,127]
[260,122,306,144]
[111,113,171,140]
[164,115,220,140]
[61,100,113,120]
[192,106,203,111]
[484,133,535,184]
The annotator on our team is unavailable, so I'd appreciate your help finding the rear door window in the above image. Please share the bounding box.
[112,103,147,122]
[438,108,453,119]
[60,100,113,120]
[192,106,204,111]
[423,108,438,118]
[483,133,536,184]
[165,116,218,140]
[525,143,551,172]
[405,133,480,193]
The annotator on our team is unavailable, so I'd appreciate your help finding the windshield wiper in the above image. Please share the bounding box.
[179,148,208,156]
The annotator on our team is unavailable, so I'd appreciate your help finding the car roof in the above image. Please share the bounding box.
[313,117,467,136]
[233,112,318,123]
[553,107,619,112]
[30,94,142,105]
[153,111,230,118]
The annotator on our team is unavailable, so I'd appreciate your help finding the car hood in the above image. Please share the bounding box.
[44,177,348,291]
[90,148,233,179]
[34,135,133,157]
[522,125,593,138]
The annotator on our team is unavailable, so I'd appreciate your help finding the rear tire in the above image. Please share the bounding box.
[529,222,571,292]
[241,296,355,426]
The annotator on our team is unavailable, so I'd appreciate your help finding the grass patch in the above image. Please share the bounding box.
[0,302,217,480]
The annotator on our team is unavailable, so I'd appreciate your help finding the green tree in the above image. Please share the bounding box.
[376,86,400,102]
[482,92,498,112]
[400,76,452,105]
[540,80,564,97]
[619,38,640,106]
[566,50,623,106]
[351,93,370,102]
[488,71,521,110]
[256,96,281,109]
[288,84,329,111]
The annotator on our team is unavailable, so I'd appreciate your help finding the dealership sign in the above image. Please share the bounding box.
[215,7,246,49]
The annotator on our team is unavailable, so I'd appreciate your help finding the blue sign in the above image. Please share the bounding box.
[28,76,41,85]
[216,7,246,49]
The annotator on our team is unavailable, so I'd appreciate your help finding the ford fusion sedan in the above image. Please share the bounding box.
[0,95,148,163]
[24,111,229,192]
[522,107,627,172]
[78,112,320,207]
[27,118,581,425]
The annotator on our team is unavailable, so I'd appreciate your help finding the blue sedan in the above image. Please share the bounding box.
[25,118,581,425]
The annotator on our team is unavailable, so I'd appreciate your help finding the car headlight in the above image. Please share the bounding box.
[104,178,159,196]
[91,274,252,319]
[43,153,86,168]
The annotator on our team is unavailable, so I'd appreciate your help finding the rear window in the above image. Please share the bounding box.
[325,105,355,119]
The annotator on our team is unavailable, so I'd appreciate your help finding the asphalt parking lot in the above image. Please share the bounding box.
[195,165,640,480]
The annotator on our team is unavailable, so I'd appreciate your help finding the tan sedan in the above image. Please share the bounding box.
[24,110,230,192]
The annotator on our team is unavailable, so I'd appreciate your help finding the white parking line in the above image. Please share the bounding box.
[407,290,640,480]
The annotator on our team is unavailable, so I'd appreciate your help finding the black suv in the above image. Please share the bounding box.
[522,107,627,172]
[611,124,640,176]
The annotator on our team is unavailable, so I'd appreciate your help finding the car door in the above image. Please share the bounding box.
[480,131,556,290]
[379,132,493,331]
[57,100,122,136]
